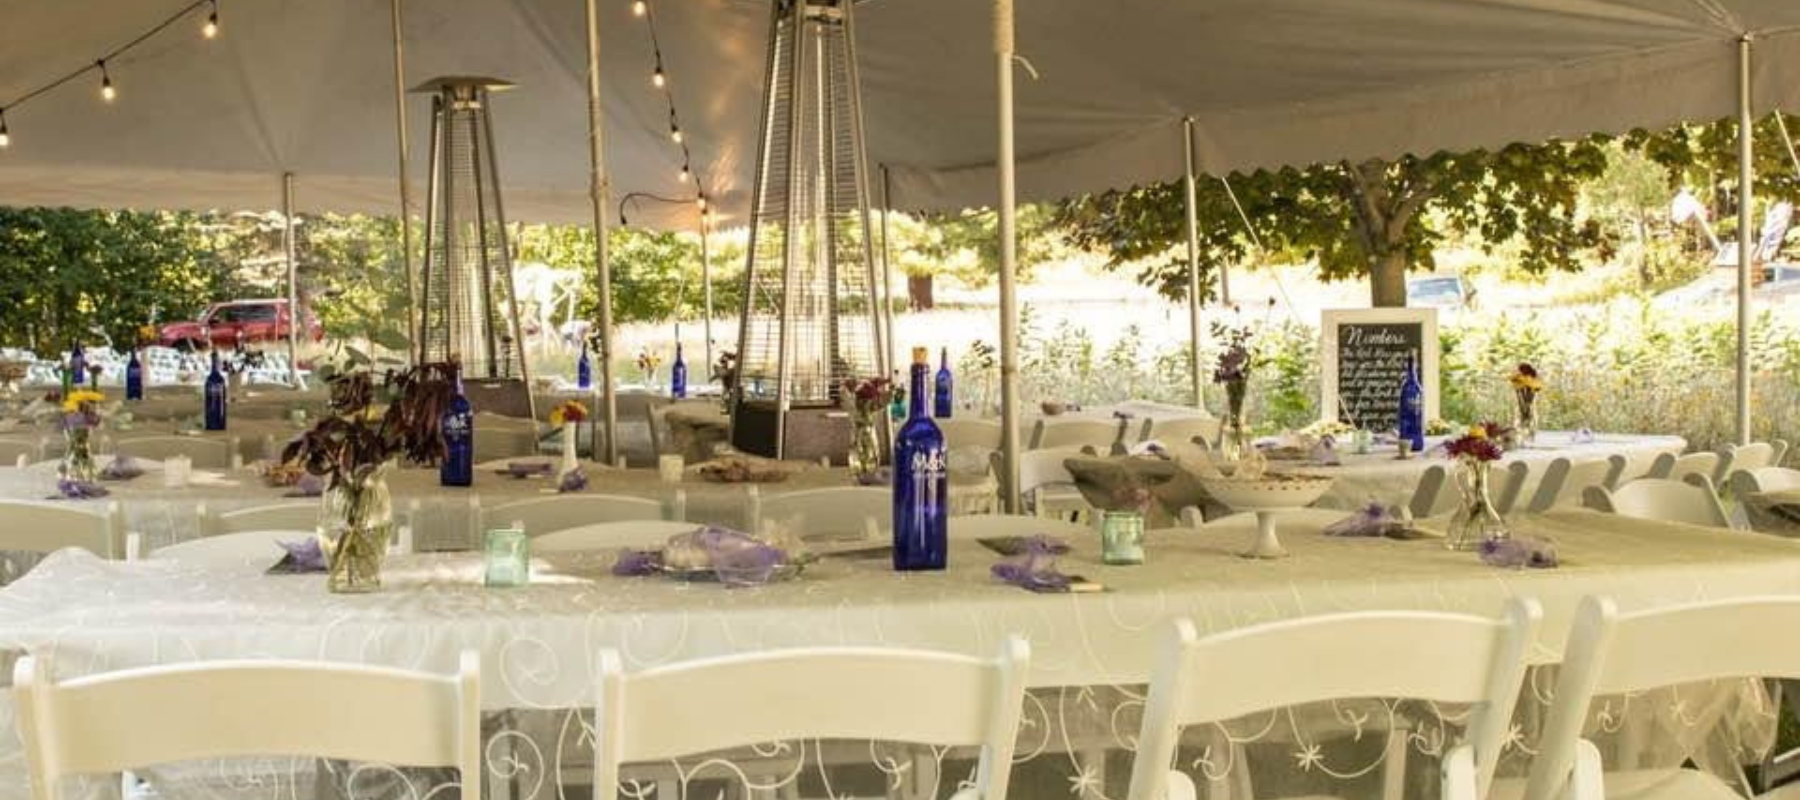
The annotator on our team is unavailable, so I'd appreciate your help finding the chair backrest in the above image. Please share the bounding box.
[593,638,1030,800]
[1643,451,1676,480]
[1407,463,1458,518]
[751,486,889,541]
[643,403,666,457]
[1126,600,1541,800]
[1526,456,1620,513]
[1662,452,1720,485]
[937,419,1004,452]
[151,529,315,564]
[480,494,668,536]
[947,514,1093,541]
[1030,419,1121,451]
[1009,447,1085,498]
[0,500,126,560]
[1727,466,1800,497]
[0,437,41,465]
[112,435,239,469]
[1492,460,1532,516]
[14,650,482,800]
[206,502,318,536]
[1138,417,1222,449]
[1589,476,1730,528]
[1723,440,1788,473]
[1525,596,1800,800]
[535,520,702,552]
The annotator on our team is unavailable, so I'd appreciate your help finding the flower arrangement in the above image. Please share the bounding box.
[1508,363,1543,445]
[637,350,663,383]
[1443,422,1509,463]
[1210,321,1255,385]
[1509,363,1544,394]
[840,376,894,418]
[60,390,105,430]
[281,363,460,490]
[714,350,738,392]
[549,399,589,427]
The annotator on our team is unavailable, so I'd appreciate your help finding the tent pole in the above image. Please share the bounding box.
[584,0,619,465]
[1737,34,1754,446]
[879,165,897,381]
[994,0,1022,513]
[282,173,300,387]
[390,0,417,364]
[701,210,714,378]
[1183,117,1203,410]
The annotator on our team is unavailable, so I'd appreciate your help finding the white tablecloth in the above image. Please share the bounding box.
[0,509,1791,799]
[1309,431,1683,510]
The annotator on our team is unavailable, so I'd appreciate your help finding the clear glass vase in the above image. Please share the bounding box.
[848,412,883,482]
[1513,390,1538,447]
[1220,380,1249,463]
[59,427,97,483]
[318,464,393,593]
[1100,511,1145,565]
[1447,459,1509,551]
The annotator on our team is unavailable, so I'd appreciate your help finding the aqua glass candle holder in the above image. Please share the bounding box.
[484,528,530,587]
[1100,511,1145,565]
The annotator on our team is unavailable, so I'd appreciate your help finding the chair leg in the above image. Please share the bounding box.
[1380,727,1409,800]
[1075,748,1108,800]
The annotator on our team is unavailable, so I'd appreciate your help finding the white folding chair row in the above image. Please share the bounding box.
[1138,416,1222,450]
[749,485,888,541]
[1585,475,1732,529]
[148,525,414,564]
[1720,439,1790,475]
[947,513,1094,541]
[534,520,703,552]
[476,492,677,537]
[1004,447,1094,522]
[112,435,241,470]
[0,437,42,466]
[1029,418,1125,452]
[1525,455,1627,514]
[1406,460,1532,518]
[1644,451,1723,485]
[0,500,131,562]
[937,418,1004,452]
[201,501,317,536]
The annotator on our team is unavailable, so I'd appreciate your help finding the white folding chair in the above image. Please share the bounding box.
[1587,476,1731,529]
[1721,440,1789,475]
[1526,456,1624,514]
[1645,451,1722,485]
[0,500,129,560]
[1030,418,1123,452]
[948,514,1094,541]
[203,501,317,535]
[593,637,1031,800]
[1518,596,1800,800]
[749,486,888,541]
[1408,463,1459,518]
[149,529,315,564]
[1006,447,1094,522]
[14,650,482,800]
[113,435,240,469]
[0,437,41,465]
[1128,600,1541,800]
[535,520,702,552]
[1493,460,1532,516]
[937,419,1004,452]
[480,494,669,536]
[1138,417,1222,449]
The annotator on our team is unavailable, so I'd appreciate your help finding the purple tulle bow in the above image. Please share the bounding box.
[287,473,325,498]
[277,538,327,572]
[50,479,109,500]
[1479,536,1559,569]
[990,535,1072,592]
[612,548,662,576]
[613,525,789,586]
[558,467,588,493]
[1323,502,1404,537]
[100,455,144,481]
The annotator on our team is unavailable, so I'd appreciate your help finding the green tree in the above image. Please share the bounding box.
[885,205,1065,308]
[1055,140,1611,307]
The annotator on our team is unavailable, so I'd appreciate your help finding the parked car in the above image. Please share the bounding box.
[157,299,323,351]
[1406,275,1474,310]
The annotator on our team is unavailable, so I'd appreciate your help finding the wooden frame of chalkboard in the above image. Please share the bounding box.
[1321,308,1439,432]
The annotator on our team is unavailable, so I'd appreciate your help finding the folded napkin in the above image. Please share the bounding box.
[99,455,145,481]
[1478,536,1558,569]
[267,538,327,574]
[557,467,588,493]
[990,535,1073,592]
[613,525,790,587]
[1323,502,1411,538]
[284,473,325,498]
[48,479,109,500]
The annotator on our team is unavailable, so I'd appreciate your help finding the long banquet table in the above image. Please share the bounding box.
[1,508,1794,799]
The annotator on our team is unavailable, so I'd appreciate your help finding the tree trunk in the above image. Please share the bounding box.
[907,273,935,310]
[1369,252,1408,307]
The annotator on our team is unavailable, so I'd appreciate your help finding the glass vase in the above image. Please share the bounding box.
[848,412,883,482]
[558,423,580,478]
[318,464,393,593]
[1100,511,1145,565]
[1220,380,1250,463]
[1446,459,1509,551]
[1513,390,1538,447]
[60,427,97,483]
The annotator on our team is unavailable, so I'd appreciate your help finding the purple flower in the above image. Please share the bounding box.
[277,538,327,572]
[990,536,1072,591]
[1478,536,1558,569]
[50,479,109,500]
[558,467,588,493]
[100,455,144,481]
[612,548,662,576]
[1323,502,1399,537]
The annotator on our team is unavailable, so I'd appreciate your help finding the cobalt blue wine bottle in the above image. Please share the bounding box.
[893,347,948,571]
[1399,349,1425,452]
[69,342,86,391]
[203,350,228,430]
[670,343,688,399]
[576,340,593,390]
[934,347,954,418]
[441,368,474,487]
[125,350,144,400]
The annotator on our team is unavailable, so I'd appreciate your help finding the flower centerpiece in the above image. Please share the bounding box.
[549,399,589,480]
[282,363,457,593]
[1210,316,1257,461]
[637,350,663,387]
[59,390,105,484]
[1509,363,1544,446]
[840,376,893,481]
[1443,421,1511,551]
[714,350,738,413]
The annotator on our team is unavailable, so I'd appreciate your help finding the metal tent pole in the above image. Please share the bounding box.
[994,0,1022,513]
[1737,34,1755,446]
[1182,117,1203,410]
[584,0,619,465]
[700,209,714,378]
[390,0,418,363]
[282,173,300,387]
[879,164,897,379]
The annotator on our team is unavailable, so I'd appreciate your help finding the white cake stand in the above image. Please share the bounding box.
[1199,475,1335,559]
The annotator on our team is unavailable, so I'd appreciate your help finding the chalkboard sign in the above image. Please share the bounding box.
[1321,309,1439,432]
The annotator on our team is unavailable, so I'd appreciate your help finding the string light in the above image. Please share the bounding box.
[651,64,666,88]
[678,164,691,183]
[632,0,647,16]
[670,125,682,144]
[202,0,219,38]
[98,61,116,102]
[0,110,10,149]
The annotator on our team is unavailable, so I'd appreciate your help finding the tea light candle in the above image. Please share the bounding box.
[658,454,685,484]
[483,528,530,588]
[162,455,192,488]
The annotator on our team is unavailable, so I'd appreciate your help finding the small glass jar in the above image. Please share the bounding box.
[484,528,530,588]
[1100,511,1145,565]
[658,454,685,484]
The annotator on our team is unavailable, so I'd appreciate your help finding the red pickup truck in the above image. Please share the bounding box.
[157,299,324,351]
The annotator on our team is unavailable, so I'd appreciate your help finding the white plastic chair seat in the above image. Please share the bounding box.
[151,530,314,564]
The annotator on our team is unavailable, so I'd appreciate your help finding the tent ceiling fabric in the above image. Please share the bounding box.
[1,0,1798,228]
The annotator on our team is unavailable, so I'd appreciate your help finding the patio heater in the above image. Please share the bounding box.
[731,0,886,462]
[415,76,535,419]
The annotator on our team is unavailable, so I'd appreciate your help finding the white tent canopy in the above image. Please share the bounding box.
[2,0,1799,227]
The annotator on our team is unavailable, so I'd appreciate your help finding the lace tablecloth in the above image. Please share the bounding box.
[0,509,1792,799]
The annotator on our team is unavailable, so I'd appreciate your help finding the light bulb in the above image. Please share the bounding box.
[651,68,666,88]
[101,78,115,102]
[632,0,646,16]
[678,166,690,183]
[670,126,682,143]
[695,195,707,210]
[0,111,9,148]
[203,11,218,38]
